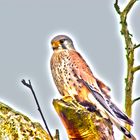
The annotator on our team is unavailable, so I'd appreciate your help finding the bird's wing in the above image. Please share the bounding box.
[107,99,133,125]
[70,50,135,139]
[94,78,132,125]
[70,50,133,125]
[96,78,111,99]
[79,79,135,140]
[69,50,110,98]
[80,79,117,117]
[80,78,133,126]
[74,77,135,139]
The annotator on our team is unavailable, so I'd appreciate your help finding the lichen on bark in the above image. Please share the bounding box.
[53,96,114,140]
[0,101,51,140]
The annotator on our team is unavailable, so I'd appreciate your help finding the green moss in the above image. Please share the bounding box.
[53,96,114,140]
[0,101,51,140]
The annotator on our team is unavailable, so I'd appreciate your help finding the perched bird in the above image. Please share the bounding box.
[50,34,135,140]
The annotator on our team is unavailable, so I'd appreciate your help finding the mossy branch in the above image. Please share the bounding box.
[0,101,51,140]
[114,0,139,140]
[53,96,114,140]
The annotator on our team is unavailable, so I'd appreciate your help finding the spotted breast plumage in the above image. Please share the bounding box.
[50,34,135,140]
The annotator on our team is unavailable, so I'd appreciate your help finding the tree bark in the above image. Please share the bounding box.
[114,0,140,139]
[0,101,52,140]
[53,96,114,140]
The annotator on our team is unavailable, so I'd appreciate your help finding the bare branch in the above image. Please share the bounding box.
[54,129,60,140]
[114,0,121,14]
[134,44,140,50]
[123,0,137,17]
[21,79,53,140]
[114,1,138,138]
[119,1,137,49]
[132,97,140,105]
[22,79,31,88]
[133,65,140,73]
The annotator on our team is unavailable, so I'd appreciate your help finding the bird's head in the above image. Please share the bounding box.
[51,35,75,51]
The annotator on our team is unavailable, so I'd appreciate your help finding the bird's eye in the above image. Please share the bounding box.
[60,39,65,44]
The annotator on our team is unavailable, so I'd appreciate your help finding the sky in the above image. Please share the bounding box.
[0,0,140,139]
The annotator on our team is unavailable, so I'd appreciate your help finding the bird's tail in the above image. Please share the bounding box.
[112,118,136,140]
[80,80,136,139]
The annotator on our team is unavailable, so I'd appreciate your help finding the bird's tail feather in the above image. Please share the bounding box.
[108,100,133,126]
[81,80,136,139]
[112,118,136,140]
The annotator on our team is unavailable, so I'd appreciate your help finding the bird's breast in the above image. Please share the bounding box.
[51,50,89,100]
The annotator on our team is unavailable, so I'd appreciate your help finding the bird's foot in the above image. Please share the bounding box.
[86,106,97,112]
[79,101,97,112]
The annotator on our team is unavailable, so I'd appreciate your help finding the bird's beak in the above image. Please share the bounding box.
[51,40,61,49]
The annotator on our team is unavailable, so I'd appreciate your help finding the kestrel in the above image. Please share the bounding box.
[50,35,135,139]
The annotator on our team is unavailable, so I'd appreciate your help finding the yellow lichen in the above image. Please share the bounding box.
[0,102,51,140]
[53,96,114,140]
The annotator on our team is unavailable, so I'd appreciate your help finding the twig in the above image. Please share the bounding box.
[134,44,140,49]
[54,129,60,140]
[114,0,121,14]
[123,0,137,17]
[132,97,140,105]
[21,79,53,140]
[133,65,140,73]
